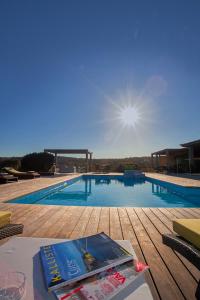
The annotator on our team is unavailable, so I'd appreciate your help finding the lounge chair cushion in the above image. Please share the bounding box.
[0,211,11,228]
[173,219,200,250]
[0,218,11,228]
[0,211,12,220]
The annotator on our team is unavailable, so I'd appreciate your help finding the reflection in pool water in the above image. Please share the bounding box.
[0,272,26,300]
[8,175,200,207]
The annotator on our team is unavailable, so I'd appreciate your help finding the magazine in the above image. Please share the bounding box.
[40,232,133,291]
[54,260,149,300]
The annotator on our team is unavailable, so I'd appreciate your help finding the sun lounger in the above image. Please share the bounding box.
[162,219,200,299]
[0,211,11,227]
[3,167,40,179]
[0,172,18,183]
[0,211,23,239]
[0,224,24,239]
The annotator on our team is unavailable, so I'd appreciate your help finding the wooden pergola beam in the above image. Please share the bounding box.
[44,149,92,155]
[44,149,93,172]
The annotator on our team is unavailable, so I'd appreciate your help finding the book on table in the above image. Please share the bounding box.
[40,232,133,291]
[54,259,149,300]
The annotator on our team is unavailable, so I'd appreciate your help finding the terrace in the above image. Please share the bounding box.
[151,138,200,174]
[0,173,199,300]
[151,148,188,173]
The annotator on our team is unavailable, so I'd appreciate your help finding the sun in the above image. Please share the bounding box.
[118,105,141,128]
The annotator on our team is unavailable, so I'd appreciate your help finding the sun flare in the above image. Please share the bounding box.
[118,105,141,128]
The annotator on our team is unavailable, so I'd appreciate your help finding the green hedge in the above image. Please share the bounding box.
[21,152,54,172]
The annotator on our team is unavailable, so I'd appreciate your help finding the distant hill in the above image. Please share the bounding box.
[0,157,21,162]
[0,155,152,172]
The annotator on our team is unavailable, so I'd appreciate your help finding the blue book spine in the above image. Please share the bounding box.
[40,244,65,290]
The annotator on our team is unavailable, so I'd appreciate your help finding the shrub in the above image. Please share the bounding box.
[0,159,21,170]
[115,163,139,172]
[124,164,139,170]
[21,152,54,172]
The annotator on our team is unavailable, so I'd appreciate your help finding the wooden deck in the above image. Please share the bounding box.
[0,203,199,300]
[0,174,200,299]
[146,172,200,187]
[0,174,80,203]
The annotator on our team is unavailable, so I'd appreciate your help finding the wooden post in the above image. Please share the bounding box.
[155,155,159,169]
[188,146,194,173]
[54,153,57,172]
[151,154,154,169]
[166,150,169,171]
[89,152,92,172]
[86,151,88,173]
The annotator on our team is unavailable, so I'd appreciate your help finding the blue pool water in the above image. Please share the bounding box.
[7,175,200,207]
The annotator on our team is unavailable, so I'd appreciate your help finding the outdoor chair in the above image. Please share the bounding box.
[0,211,23,240]
[0,172,18,184]
[0,224,24,239]
[3,167,40,179]
[162,219,200,299]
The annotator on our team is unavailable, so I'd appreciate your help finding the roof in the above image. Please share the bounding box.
[44,149,92,155]
[151,148,188,156]
[181,139,200,147]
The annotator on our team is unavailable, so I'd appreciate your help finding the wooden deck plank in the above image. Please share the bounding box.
[146,173,200,187]
[0,194,200,300]
[127,208,184,300]
[84,207,101,236]
[13,205,44,223]
[31,207,70,238]
[173,208,198,219]
[149,208,174,231]
[159,208,183,219]
[109,207,123,240]
[119,208,160,300]
[181,208,200,218]
[190,208,200,217]
[0,203,32,219]
[56,206,86,238]
[22,206,54,236]
[97,207,110,236]
[0,204,199,299]
[23,206,62,237]
[141,208,198,299]
[69,207,93,239]
[0,174,80,203]
[168,208,197,219]
[158,207,180,219]
[43,206,72,238]
[153,208,200,281]
[1,175,200,300]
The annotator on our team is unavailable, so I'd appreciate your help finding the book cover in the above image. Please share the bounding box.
[40,233,133,291]
[54,260,149,300]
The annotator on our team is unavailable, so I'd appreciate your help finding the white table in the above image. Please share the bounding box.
[0,237,153,300]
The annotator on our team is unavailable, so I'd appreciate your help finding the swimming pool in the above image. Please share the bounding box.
[7,175,200,207]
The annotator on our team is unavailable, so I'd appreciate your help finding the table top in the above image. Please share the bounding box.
[0,237,153,300]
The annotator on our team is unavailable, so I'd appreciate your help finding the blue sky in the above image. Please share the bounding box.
[1,0,200,158]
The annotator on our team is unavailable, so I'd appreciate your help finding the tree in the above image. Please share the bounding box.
[0,159,21,170]
[21,152,54,172]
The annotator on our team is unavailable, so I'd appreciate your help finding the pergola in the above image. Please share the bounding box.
[44,149,93,172]
[151,148,188,170]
